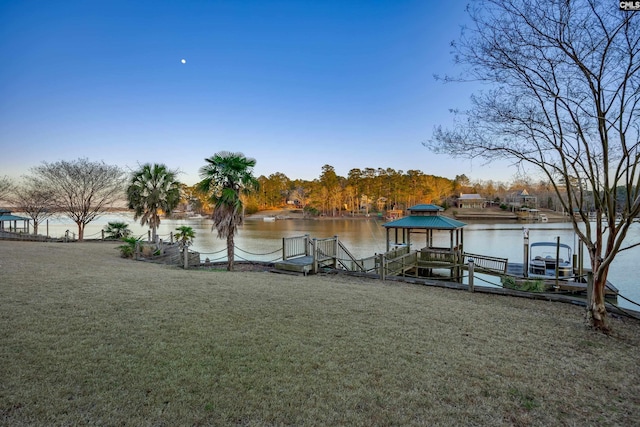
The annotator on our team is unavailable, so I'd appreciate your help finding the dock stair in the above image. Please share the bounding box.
[275,235,369,275]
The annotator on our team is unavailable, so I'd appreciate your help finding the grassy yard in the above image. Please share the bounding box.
[1,241,639,426]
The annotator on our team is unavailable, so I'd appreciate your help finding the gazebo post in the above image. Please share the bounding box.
[386,227,390,252]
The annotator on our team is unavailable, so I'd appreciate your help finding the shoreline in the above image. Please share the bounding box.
[246,207,572,223]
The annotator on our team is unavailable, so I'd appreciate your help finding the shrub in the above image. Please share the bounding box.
[118,236,140,258]
[304,206,320,216]
[104,221,132,240]
[501,276,546,292]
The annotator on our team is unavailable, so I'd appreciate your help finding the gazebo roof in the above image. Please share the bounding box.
[407,204,444,212]
[383,215,466,230]
[0,212,29,222]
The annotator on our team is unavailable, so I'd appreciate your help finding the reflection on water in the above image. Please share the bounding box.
[35,213,640,310]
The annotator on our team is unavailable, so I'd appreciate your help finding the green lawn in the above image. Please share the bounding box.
[1,241,639,426]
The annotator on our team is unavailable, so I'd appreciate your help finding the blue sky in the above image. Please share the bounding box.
[0,0,516,185]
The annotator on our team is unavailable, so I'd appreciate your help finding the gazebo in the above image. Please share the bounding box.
[382,204,466,252]
[0,209,30,234]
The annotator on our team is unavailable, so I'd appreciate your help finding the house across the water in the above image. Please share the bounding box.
[456,194,486,209]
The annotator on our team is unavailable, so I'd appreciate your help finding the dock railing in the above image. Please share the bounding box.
[281,234,370,274]
[418,247,460,266]
[335,240,366,272]
[280,236,509,279]
[282,234,310,260]
[376,246,415,280]
[358,255,379,274]
[312,236,338,272]
[461,251,508,275]
[379,251,419,279]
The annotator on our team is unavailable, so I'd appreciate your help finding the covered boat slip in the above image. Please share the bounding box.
[383,204,466,253]
[383,204,510,278]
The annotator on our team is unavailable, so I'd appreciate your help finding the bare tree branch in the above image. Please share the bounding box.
[426,0,640,331]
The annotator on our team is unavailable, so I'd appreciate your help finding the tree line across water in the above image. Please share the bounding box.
[0,157,564,236]
[187,165,564,217]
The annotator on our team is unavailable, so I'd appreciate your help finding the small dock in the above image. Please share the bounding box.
[274,235,367,275]
[274,256,314,275]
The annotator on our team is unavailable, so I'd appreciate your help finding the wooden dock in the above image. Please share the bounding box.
[274,256,314,275]
[273,235,620,301]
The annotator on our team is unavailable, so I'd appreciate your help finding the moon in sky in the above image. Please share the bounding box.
[181,59,186,64]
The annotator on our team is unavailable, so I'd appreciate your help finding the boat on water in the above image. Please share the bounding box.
[188,214,206,219]
[529,241,573,278]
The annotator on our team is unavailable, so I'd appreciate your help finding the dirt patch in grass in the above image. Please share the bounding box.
[1,240,639,426]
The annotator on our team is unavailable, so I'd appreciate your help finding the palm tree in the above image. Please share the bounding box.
[197,152,258,271]
[127,163,181,243]
[103,221,132,240]
[175,225,196,269]
[175,225,196,246]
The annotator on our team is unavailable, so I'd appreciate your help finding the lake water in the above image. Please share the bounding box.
[37,213,640,311]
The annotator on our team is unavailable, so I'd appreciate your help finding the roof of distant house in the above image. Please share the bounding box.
[458,194,484,200]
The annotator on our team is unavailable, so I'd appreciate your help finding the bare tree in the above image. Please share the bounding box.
[0,175,13,202]
[11,178,55,235]
[426,0,640,331]
[30,159,126,241]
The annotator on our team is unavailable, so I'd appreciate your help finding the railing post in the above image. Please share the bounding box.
[334,235,339,269]
[305,234,310,256]
[101,230,105,241]
[555,236,560,290]
[468,258,475,292]
[282,237,287,261]
[378,253,386,280]
[312,238,318,274]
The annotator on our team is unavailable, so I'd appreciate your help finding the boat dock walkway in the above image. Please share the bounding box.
[274,234,619,299]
